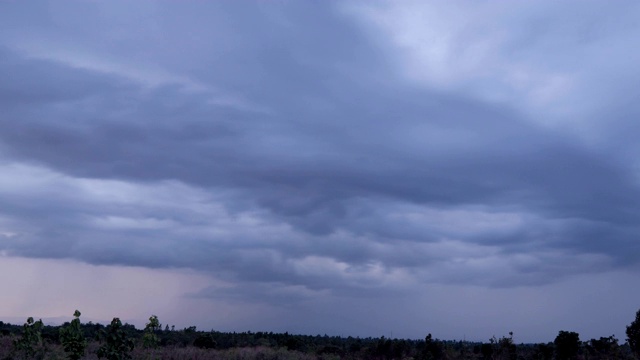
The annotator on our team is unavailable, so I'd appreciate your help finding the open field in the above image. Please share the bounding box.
[1,314,638,360]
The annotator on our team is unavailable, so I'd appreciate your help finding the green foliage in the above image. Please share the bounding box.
[554,330,580,360]
[59,310,86,360]
[13,316,44,358]
[142,315,160,349]
[628,309,640,359]
[97,317,135,360]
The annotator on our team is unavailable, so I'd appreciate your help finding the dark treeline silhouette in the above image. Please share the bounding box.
[0,308,639,359]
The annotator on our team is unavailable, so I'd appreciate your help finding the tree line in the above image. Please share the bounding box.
[0,308,639,359]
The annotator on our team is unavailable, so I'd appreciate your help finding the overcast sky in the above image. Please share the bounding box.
[1,0,640,343]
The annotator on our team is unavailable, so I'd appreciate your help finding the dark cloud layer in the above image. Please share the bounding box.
[1,0,640,340]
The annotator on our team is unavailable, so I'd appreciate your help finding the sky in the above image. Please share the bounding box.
[0,0,639,343]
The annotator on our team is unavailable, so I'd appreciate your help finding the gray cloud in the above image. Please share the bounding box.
[1,0,640,341]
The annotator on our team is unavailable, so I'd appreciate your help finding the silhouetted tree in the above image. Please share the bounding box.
[554,331,580,360]
[534,343,554,360]
[628,309,640,359]
[480,342,493,359]
[491,332,517,360]
[423,333,444,360]
[586,335,619,359]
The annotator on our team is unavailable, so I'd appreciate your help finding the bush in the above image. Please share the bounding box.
[193,333,217,349]
[97,318,135,360]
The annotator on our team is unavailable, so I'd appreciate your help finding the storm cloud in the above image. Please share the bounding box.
[1,0,639,342]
